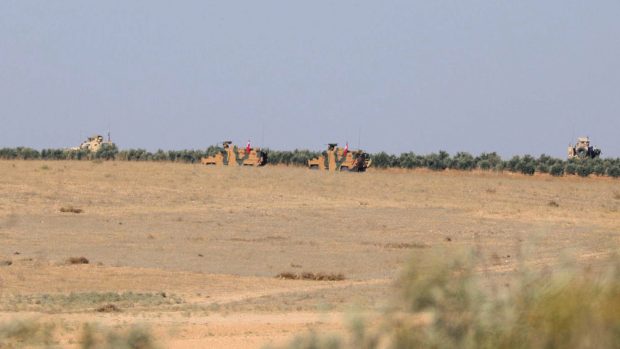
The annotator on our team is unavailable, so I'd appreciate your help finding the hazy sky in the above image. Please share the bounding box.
[1,1,619,157]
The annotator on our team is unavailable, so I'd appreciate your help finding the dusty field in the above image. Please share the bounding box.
[0,160,619,348]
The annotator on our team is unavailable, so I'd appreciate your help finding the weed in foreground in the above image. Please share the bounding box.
[0,319,55,347]
[270,248,620,349]
[0,321,157,348]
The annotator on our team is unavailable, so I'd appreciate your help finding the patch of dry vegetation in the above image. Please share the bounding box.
[276,272,345,281]
[0,320,157,349]
[0,292,183,313]
[59,206,83,214]
[65,257,89,265]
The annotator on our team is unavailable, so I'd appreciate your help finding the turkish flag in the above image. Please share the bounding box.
[246,140,251,154]
[343,142,349,157]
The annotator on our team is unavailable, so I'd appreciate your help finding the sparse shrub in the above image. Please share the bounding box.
[276,272,298,280]
[60,206,83,214]
[66,256,89,265]
[79,324,158,349]
[96,304,120,313]
[276,272,345,281]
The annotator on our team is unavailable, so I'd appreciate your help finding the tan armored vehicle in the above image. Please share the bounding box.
[71,135,114,152]
[568,137,601,159]
[308,143,371,172]
[201,141,267,166]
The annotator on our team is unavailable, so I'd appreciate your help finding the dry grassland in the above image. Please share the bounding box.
[0,160,619,348]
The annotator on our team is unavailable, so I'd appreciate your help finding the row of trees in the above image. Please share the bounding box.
[370,151,620,177]
[1,146,619,178]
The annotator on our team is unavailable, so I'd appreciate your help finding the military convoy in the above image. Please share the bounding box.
[307,143,371,172]
[568,137,601,159]
[200,141,267,167]
[71,134,114,152]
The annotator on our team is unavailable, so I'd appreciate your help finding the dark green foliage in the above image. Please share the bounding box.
[549,163,564,177]
[475,152,502,170]
[450,152,475,171]
[478,160,491,171]
[425,151,449,171]
[608,166,620,178]
[398,152,425,169]
[369,152,398,169]
[566,163,577,175]
[265,149,321,166]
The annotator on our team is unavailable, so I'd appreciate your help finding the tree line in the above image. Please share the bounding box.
[1,146,619,178]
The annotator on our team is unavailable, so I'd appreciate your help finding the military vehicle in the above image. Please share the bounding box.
[568,137,601,159]
[308,143,371,172]
[71,134,114,152]
[201,141,267,166]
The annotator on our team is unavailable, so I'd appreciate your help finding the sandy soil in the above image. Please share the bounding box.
[0,161,618,348]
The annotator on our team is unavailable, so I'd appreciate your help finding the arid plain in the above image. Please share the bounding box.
[0,160,619,348]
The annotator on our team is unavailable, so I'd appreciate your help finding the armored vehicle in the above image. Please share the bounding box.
[308,143,371,172]
[568,137,601,159]
[72,135,114,152]
[201,141,267,167]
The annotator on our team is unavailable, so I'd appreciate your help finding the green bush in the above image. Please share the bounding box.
[549,163,564,177]
[608,166,620,178]
[478,160,491,171]
[450,152,475,171]
[576,164,593,177]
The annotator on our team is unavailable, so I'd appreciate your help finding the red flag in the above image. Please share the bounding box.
[343,142,349,157]
[246,140,251,154]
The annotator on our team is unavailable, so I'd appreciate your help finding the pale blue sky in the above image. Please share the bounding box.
[1,1,619,157]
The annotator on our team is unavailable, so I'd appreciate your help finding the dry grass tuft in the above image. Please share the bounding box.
[384,242,428,249]
[66,256,89,265]
[276,272,345,281]
[95,304,120,313]
[59,206,83,214]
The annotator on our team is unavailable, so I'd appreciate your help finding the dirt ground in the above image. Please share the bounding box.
[0,161,619,348]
